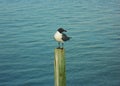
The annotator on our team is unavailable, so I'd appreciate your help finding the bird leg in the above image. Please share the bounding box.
[62,43,64,48]
[57,42,60,49]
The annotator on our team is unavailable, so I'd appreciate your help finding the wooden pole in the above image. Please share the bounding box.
[54,48,66,86]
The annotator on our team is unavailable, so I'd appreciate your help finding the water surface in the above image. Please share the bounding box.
[0,0,120,86]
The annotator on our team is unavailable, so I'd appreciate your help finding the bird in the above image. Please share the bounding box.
[54,28,71,48]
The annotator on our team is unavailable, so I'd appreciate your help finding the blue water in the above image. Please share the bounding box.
[0,0,120,86]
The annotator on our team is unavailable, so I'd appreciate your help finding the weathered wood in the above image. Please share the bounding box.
[54,48,66,86]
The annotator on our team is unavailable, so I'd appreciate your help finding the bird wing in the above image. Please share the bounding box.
[62,33,70,41]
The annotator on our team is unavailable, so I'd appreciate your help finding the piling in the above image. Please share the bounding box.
[54,48,66,86]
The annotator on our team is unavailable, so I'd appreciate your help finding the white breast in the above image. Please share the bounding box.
[54,31,64,43]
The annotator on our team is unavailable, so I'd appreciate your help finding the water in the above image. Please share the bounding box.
[0,0,120,86]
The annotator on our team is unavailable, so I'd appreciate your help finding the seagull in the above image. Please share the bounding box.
[54,28,71,48]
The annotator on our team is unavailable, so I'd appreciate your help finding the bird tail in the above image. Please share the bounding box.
[68,37,72,40]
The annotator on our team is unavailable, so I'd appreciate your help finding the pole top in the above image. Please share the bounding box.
[56,48,64,50]
[55,48,64,50]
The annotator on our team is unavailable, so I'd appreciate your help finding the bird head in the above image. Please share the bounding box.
[58,28,67,33]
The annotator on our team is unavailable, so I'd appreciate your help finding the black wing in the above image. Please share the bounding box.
[62,33,70,41]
